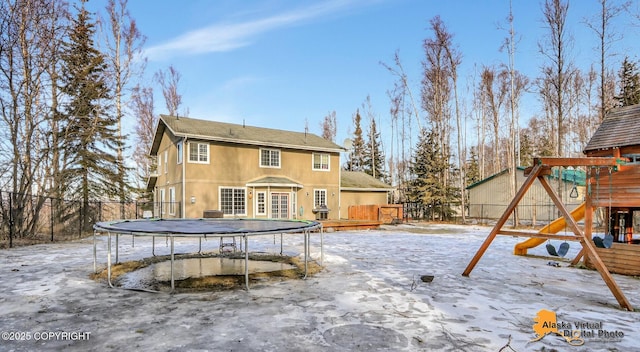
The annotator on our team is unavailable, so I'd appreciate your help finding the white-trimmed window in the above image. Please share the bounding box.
[169,187,176,215]
[291,192,297,219]
[256,191,266,216]
[220,187,246,215]
[157,154,161,175]
[314,189,327,208]
[260,148,280,168]
[312,153,330,171]
[189,142,209,163]
[164,150,168,174]
[176,141,183,164]
[159,188,165,215]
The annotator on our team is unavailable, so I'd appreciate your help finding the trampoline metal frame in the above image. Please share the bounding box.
[93,219,323,292]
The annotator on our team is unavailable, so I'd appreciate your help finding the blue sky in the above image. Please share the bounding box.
[92,0,640,149]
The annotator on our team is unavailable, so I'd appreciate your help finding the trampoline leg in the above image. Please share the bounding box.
[93,230,97,273]
[170,236,175,293]
[280,233,283,256]
[152,236,155,256]
[107,232,114,288]
[244,235,249,291]
[303,230,308,279]
[198,237,202,254]
[320,227,324,267]
[115,234,119,264]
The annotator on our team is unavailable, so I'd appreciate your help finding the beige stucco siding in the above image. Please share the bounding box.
[180,141,340,220]
[154,133,184,217]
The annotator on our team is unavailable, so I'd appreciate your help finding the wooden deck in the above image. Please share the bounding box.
[320,219,383,231]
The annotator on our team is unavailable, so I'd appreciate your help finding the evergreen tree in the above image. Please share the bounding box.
[363,118,387,182]
[465,146,480,185]
[409,128,450,220]
[518,133,535,167]
[345,109,366,172]
[616,56,640,107]
[60,3,121,231]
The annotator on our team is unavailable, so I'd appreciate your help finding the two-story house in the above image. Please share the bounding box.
[147,115,376,220]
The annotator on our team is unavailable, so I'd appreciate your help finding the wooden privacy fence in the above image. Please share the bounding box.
[348,204,403,224]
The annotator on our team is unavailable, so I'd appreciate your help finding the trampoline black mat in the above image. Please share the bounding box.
[94,218,321,235]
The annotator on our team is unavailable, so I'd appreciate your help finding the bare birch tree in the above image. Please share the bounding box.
[583,0,628,122]
[154,65,186,117]
[0,0,66,242]
[320,110,337,142]
[100,0,145,214]
[130,84,156,199]
[538,0,574,158]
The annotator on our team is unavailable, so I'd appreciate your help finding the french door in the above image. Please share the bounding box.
[271,193,290,219]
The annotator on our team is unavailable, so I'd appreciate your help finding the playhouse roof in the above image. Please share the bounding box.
[584,104,640,154]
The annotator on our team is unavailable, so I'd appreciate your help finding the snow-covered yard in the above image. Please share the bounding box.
[1,223,638,351]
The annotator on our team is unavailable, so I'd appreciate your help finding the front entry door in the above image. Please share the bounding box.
[271,193,289,219]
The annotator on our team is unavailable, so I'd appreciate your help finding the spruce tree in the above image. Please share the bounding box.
[409,128,449,220]
[465,146,480,185]
[60,3,121,231]
[363,118,387,182]
[345,109,366,172]
[616,56,640,107]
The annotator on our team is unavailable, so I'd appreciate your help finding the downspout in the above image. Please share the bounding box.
[182,136,187,218]
[338,153,342,220]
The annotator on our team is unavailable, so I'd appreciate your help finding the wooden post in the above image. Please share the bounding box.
[464,159,633,311]
[463,164,543,276]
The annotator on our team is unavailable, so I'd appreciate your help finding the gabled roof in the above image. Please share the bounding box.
[340,171,392,191]
[246,176,303,188]
[584,104,640,153]
[150,115,344,155]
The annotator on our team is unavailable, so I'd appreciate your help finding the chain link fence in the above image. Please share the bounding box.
[0,191,178,249]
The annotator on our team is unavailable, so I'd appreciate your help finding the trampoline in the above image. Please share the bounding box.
[93,218,323,291]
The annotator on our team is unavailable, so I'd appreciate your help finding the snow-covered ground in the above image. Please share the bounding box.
[1,223,639,351]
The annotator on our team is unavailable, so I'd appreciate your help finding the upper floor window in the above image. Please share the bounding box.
[176,141,183,164]
[260,148,280,168]
[164,150,168,174]
[189,142,209,163]
[313,153,330,171]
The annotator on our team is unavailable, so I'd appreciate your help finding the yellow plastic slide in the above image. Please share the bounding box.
[513,202,586,255]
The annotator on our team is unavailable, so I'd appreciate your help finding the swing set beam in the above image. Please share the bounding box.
[462,159,633,311]
[497,230,580,241]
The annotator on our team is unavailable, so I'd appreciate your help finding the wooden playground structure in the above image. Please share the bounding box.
[463,156,638,311]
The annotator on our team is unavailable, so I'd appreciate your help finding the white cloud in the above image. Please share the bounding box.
[145,0,361,61]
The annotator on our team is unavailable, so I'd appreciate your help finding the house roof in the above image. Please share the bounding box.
[340,171,393,191]
[583,104,640,153]
[246,176,303,188]
[466,166,585,190]
[151,115,344,155]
